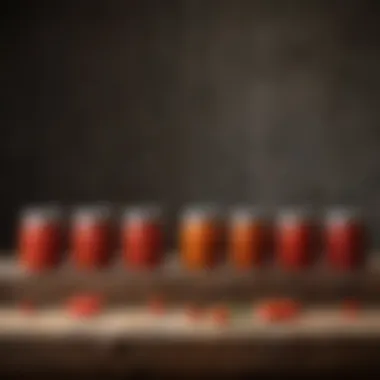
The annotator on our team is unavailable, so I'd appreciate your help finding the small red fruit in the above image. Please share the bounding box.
[148,295,165,316]
[19,300,36,315]
[342,298,360,318]
[185,304,203,321]
[67,293,104,318]
[257,298,300,322]
[210,305,229,325]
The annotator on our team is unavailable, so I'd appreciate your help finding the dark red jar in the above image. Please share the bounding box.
[325,209,366,271]
[71,206,112,270]
[276,209,314,270]
[122,206,164,269]
[18,206,62,272]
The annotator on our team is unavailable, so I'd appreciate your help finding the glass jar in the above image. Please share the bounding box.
[18,206,62,272]
[276,208,314,270]
[325,208,366,271]
[70,205,112,270]
[179,205,221,270]
[122,206,164,269]
[229,207,267,270]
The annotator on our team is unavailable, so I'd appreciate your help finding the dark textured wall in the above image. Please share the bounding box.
[1,0,380,249]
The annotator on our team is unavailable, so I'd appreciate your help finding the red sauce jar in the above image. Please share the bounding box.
[71,206,112,270]
[122,206,164,269]
[325,208,366,271]
[229,207,267,270]
[180,205,221,271]
[276,209,314,270]
[18,206,62,272]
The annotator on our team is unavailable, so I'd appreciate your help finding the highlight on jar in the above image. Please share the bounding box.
[70,205,113,270]
[179,204,223,271]
[228,206,269,270]
[121,205,164,270]
[323,207,367,271]
[17,205,64,272]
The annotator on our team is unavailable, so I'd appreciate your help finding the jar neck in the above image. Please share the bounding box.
[326,208,361,226]
[122,206,161,224]
[20,207,62,226]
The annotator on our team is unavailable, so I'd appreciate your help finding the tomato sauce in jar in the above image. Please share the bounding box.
[180,206,221,271]
[276,209,315,270]
[325,208,366,271]
[122,206,164,269]
[229,207,267,270]
[70,206,112,270]
[18,206,62,272]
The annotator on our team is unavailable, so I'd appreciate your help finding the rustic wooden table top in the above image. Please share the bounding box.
[1,252,380,375]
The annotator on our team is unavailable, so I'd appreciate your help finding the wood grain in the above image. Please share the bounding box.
[1,254,380,374]
[1,336,380,374]
[1,254,380,305]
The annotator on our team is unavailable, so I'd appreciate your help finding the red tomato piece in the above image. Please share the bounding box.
[185,304,203,321]
[257,301,281,321]
[257,299,300,322]
[341,299,360,318]
[278,299,300,318]
[210,306,230,325]
[19,300,36,315]
[148,295,165,316]
[67,293,104,318]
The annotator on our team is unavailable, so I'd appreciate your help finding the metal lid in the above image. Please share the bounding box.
[277,206,313,225]
[72,204,112,224]
[122,204,162,222]
[180,204,221,221]
[325,207,361,224]
[229,206,265,223]
[20,204,62,224]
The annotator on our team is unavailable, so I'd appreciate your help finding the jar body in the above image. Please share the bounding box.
[180,210,220,270]
[121,206,164,269]
[276,211,314,270]
[229,210,267,269]
[71,208,111,270]
[18,208,62,272]
[122,215,163,269]
[325,211,365,270]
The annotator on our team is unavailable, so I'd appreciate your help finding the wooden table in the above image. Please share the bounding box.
[1,253,380,376]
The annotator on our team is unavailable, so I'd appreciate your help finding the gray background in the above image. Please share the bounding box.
[1,0,380,250]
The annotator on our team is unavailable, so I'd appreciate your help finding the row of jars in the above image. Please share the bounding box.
[17,204,368,273]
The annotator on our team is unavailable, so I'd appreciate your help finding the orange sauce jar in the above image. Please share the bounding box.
[18,206,63,272]
[229,207,267,270]
[179,206,221,270]
[70,206,112,270]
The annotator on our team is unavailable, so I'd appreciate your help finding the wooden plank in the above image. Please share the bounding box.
[0,254,380,305]
[1,336,380,373]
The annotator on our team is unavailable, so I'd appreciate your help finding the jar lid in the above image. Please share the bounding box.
[277,206,313,224]
[73,204,112,223]
[20,204,62,224]
[122,204,162,222]
[325,207,361,224]
[181,204,221,221]
[229,206,265,222]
